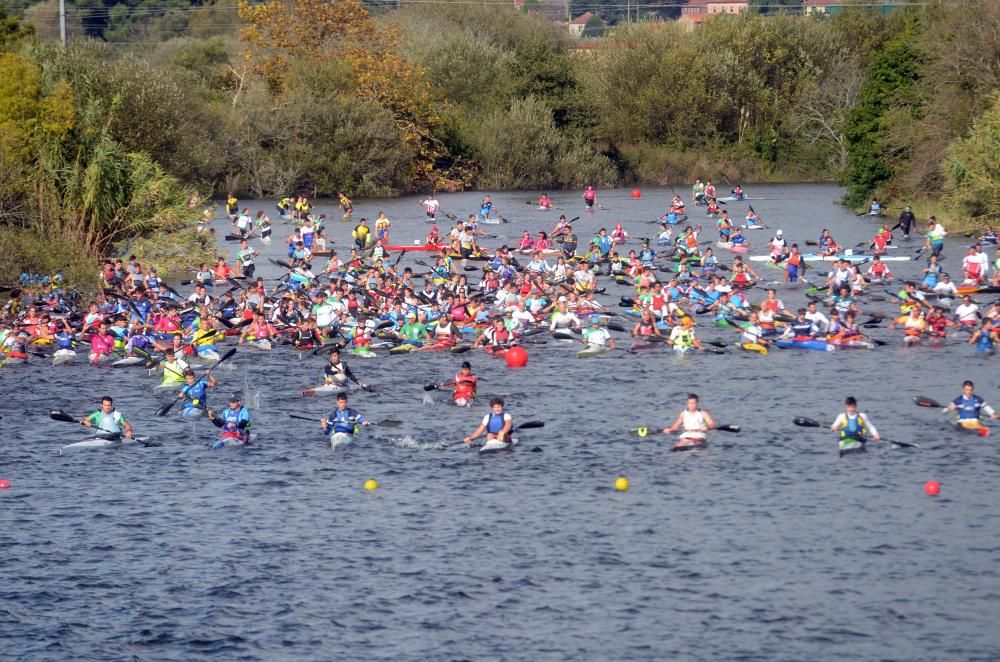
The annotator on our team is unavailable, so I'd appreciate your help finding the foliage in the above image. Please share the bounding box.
[1,0,32,49]
[944,94,1000,224]
[840,30,922,207]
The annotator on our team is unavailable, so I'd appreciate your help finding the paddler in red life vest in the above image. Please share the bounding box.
[475,317,517,351]
[426,225,441,246]
[538,193,553,209]
[450,361,478,406]
[463,397,513,445]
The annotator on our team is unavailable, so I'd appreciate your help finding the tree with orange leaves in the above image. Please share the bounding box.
[238,0,472,191]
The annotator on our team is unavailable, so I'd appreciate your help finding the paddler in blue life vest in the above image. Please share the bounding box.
[322,392,369,437]
[463,397,513,445]
[81,396,134,439]
[830,397,879,442]
[208,393,252,443]
[947,380,998,431]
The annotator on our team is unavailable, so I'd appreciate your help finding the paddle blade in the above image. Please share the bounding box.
[793,417,821,428]
[423,384,438,391]
[515,420,545,430]
[155,398,179,417]
[630,426,649,438]
[913,396,942,408]
[49,410,78,423]
[288,413,319,422]
[716,424,740,433]
[378,418,403,427]
[213,347,237,368]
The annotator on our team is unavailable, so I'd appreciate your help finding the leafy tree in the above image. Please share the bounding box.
[945,94,1000,224]
[841,31,922,206]
[1,0,33,49]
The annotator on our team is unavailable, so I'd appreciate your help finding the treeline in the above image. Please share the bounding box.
[1,0,1000,287]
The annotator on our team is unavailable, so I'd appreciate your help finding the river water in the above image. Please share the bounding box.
[2,184,999,660]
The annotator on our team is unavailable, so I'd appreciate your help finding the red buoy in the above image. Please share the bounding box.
[924,480,940,496]
[0,479,11,490]
[504,346,528,368]
[631,189,641,198]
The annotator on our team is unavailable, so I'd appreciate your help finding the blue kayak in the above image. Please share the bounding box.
[776,338,834,352]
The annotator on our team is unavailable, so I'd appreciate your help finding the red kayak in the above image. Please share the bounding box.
[383,243,451,252]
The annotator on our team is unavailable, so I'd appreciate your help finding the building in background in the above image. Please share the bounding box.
[678,0,750,30]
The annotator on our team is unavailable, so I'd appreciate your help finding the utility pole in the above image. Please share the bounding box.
[59,0,66,47]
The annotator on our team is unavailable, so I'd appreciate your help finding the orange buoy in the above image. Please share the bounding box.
[0,479,11,490]
[631,189,641,198]
[924,480,940,496]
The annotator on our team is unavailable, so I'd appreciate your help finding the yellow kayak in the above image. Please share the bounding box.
[740,342,768,355]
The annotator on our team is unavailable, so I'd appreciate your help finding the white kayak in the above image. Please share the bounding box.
[838,438,866,456]
[52,349,77,366]
[330,432,353,449]
[112,356,146,368]
[301,383,350,397]
[60,436,148,454]
[246,339,272,351]
[454,397,475,407]
[672,434,708,451]
[196,350,221,361]
[479,437,519,454]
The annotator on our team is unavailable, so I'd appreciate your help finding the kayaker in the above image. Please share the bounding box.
[538,193,553,209]
[581,317,615,349]
[352,218,371,250]
[925,216,947,256]
[177,368,217,416]
[421,194,440,220]
[669,316,703,352]
[947,381,998,430]
[968,319,998,352]
[476,316,517,350]
[463,397,513,445]
[322,393,369,437]
[662,393,716,440]
[447,361,478,406]
[324,347,368,390]
[583,186,597,211]
[830,396,880,442]
[208,393,251,443]
[81,396,133,439]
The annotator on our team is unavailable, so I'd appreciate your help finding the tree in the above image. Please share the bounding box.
[239,0,466,190]
[945,94,1000,224]
[840,32,922,206]
[1,0,33,50]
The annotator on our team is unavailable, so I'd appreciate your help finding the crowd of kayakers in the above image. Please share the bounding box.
[3,182,999,449]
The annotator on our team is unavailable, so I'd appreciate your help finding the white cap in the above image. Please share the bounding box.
[776,230,783,236]
[558,296,567,302]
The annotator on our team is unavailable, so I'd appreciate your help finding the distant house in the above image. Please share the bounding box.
[677,0,750,30]
[567,12,605,37]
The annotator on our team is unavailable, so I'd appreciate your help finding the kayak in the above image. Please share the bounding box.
[60,436,147,454]
[838,438,866,456]
[246,339,272,350]
[301,384,350,397]
[330,431,353,449]
[776,338,834,352]
[212,433,250,449]
[740,342,768,355]
[827,338,875,350]
[741,224,766,230]
[454,397,475,407]
[749,254,910,262]
[52,349,77,366]
[577,345,609,358]
[953,420,990,437]
[673,344,695,354]
[479,436,519,454]
[112,356,146,368]
[383,243,450,252]
[717,242,748,253]
[352,347,376,358]
[672,434,707,451]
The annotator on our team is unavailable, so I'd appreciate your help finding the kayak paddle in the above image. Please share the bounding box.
[793,416,918,448]
[155,347,236,417]
[913,395,943,408]
[49,410,161,446]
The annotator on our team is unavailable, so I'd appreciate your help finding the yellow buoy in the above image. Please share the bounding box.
[364,479,379,491]
[614,476,629,492]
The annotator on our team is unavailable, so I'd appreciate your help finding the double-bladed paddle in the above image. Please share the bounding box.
[49,410,161,446]
[155,347,236,416]
[793,415,918,448]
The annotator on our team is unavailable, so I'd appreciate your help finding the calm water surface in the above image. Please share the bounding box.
[2,184,999,660]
